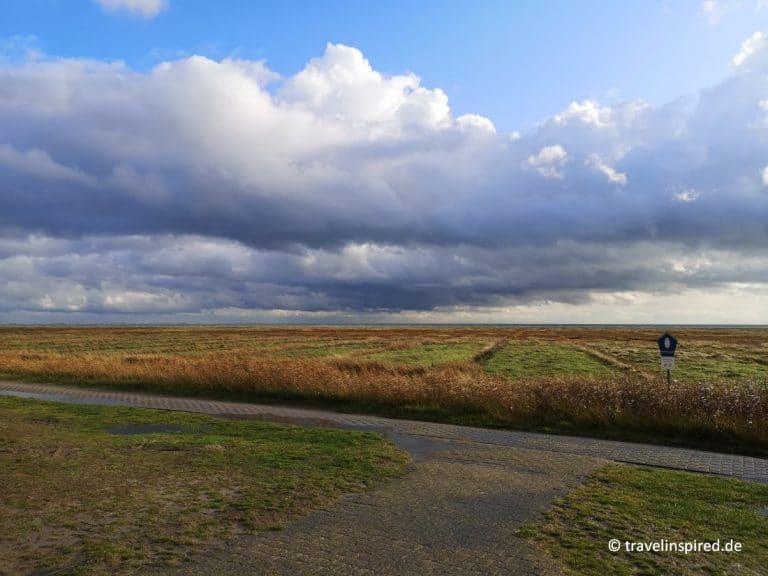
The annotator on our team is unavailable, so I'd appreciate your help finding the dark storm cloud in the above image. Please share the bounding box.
[1,42,768,317]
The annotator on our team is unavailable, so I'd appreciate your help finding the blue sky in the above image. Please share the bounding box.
[3,1,767,132]
[2,1,768,324]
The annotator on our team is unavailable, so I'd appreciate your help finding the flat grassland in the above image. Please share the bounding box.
[0,396,407,575]
[1,326,767,452]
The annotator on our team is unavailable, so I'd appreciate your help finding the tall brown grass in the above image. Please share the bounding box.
[2,350,766,450]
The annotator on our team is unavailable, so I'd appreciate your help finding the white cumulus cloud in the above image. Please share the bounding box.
[554,100,612,127]
[525,145,569,178]
[279,43,453,133]
[95,0,168,18]
[587,154,627,185]
[731,31,765,67]
[674,188,701,202]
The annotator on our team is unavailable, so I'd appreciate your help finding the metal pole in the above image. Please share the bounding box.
[666,369,670,387]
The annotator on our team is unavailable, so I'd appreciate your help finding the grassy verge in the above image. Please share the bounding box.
[0,396,408,575]
[518,464,768,575]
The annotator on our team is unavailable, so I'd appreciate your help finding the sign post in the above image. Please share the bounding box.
[657,333,677,386]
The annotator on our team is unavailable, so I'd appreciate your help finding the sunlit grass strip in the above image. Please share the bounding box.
[521,463,768,575]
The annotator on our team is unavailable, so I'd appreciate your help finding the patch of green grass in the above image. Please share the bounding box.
[364,341,485,366]
[484,342,617,378]
[601,342,768,383]
[526,463,768,575]
[273,342,376,358]
[0,396,408,575]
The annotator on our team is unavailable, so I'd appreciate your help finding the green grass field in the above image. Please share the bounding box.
[484,341,616,377]
[600,341,768,381]
[521,463,768,575]
[0,396,407,575]
[364,341,487,366]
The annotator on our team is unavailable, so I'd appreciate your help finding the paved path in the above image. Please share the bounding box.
[2,380,767,575]
[160,445,594,576]
[2,380,765,483]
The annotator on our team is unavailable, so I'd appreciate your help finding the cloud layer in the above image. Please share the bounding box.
[1,41,768,321]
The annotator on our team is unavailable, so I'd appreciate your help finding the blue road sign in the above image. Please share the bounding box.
[657,333,677,357]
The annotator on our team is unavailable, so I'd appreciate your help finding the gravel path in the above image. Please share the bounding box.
[2,380,766,575]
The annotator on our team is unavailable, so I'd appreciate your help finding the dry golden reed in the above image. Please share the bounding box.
[1,346,766,447]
